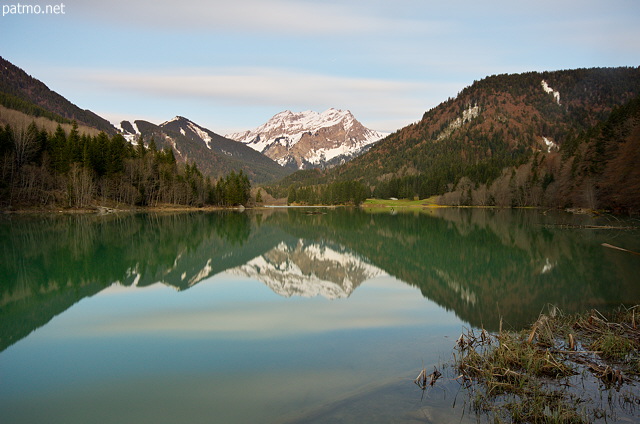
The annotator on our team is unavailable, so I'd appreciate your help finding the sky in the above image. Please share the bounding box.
[2,0,639,135]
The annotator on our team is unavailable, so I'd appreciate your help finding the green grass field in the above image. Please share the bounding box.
[361,197,441,208]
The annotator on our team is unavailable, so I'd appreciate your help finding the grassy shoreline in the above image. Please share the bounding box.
[0,203,247,215]
[2,198,632,219]
[361,197,443,208]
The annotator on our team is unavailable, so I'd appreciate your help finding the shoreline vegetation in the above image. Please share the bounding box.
[2,117,638,215]
[0,122,253,211]
[428,306,640,423]
[0,200,601,214]
[3,198,640,217]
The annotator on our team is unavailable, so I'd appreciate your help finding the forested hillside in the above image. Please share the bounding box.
[0,57,116,134]
[434,94,640,212]
[327,67,640,213]
[0,122,251,209]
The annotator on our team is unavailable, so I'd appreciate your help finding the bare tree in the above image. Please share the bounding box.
[13,124,38,169]
[472,183,489,206]
[489,169,513,207]
[68,163,94,208]
[580,177,598,210]
[8,124,38,206]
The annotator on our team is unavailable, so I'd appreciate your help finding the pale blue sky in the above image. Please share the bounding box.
[2,0,639,134]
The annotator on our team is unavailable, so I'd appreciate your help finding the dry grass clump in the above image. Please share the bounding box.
[574,307,640,362]
[451,305,640,423]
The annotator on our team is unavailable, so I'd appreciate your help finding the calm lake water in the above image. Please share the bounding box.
[1,208,640,423]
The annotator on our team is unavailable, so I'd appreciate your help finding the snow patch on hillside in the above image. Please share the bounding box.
[116,120,141,143]
[187,121,212,149]
[541,80,561,105]
[437,104,480,141]
[306,139,369,164]
[542,136,558,153]
[161,116,181,126]
[167,136,182,156]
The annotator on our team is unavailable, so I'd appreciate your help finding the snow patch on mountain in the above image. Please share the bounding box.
[116,120,141,143]
[541,80,561,105]
[165,135,182,156]
[308,144,355,163]
[161,116,181,126]
[187,121,213,149]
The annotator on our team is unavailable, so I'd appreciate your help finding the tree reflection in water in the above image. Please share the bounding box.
[2,208,639,352]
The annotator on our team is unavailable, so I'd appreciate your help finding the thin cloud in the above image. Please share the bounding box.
[67,66,457,132]
[82,67,424,102]
[68,0,431,36]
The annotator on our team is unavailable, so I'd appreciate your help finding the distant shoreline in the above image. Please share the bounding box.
[0,199,615,216]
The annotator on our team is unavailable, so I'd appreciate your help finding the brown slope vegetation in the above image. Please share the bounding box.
[438,94,640,212]
[0,105,102,137]
[0,57,116,134]
[330,67,640,210]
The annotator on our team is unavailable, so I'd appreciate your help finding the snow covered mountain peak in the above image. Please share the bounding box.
[226,108,387,170]
[256,109,356,135]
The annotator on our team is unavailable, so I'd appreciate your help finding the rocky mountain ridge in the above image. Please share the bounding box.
[226,108,387,170]
[117,116,289,183]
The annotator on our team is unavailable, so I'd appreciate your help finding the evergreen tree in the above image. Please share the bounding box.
[287,185,297,204]
[50,124,69,173]
[136,135,147,158]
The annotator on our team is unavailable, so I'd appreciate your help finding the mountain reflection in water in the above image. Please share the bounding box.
[2,208,640,352]
[231,239,387,299]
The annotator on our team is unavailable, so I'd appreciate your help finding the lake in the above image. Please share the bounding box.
[1,208,640,423]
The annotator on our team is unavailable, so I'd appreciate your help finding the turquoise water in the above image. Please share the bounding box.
[1,208,639,423]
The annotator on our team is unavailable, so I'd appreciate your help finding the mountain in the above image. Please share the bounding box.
[330,67,640,211]
[226,108,387,170]
[0,56,116,134]
[118,116,290,183]
[0,57,288,184]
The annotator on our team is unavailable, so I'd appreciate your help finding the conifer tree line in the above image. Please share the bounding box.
[435,96,640,213]
[286,180,369,206]
[0,122,251,208]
